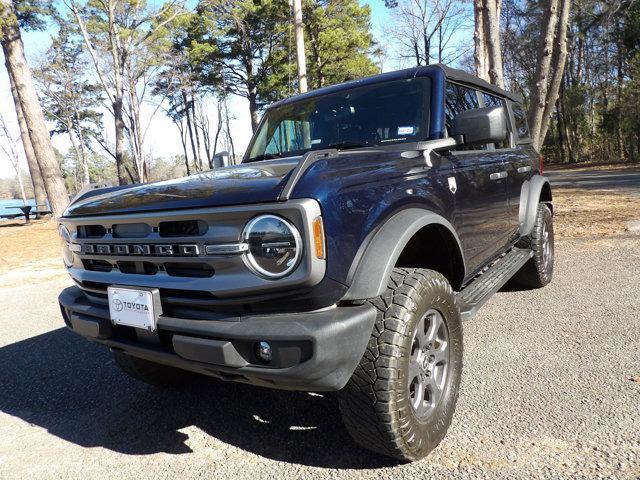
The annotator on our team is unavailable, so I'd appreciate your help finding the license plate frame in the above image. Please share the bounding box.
[107,285,162,331]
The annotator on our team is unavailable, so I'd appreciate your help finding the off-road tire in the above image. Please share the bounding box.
[513,203,554,288]
[338,268,463,462]
[113,351,192,387]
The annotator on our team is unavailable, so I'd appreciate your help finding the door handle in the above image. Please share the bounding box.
[517,166,532,174]
[489,171,507,181]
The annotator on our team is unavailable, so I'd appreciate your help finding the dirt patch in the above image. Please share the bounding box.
[553,187,640,238]
[0,220,63,274]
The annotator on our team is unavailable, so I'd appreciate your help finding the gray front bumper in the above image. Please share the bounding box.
[58,286,376,391]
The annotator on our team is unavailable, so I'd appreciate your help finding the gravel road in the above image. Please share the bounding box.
[1,235,639,480]
[546,167,640,196]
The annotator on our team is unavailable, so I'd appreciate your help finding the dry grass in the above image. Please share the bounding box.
[0,220,62,274]
[553,188,640,238]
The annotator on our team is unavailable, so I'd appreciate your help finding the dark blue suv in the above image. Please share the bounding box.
[58,64,554,461]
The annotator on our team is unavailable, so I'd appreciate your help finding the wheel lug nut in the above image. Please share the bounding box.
[429,355,435,362]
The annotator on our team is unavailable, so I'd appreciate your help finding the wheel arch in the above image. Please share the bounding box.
[342,209,466,301]
[519,175,553,236]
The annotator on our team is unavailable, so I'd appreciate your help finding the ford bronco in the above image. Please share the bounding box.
[58,65,554,461]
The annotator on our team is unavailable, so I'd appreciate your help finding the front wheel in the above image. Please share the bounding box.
[338,268,463,461]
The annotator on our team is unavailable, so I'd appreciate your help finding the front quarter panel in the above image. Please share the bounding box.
[290,149,456,291]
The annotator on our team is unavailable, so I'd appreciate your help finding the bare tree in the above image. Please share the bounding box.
[35,32,104,187]
[65,0,186,184]
[474,0,504,86]
[538,0,571,145]
[528,0,572,150]
[0,112,27,204]
[528,0,560,146]
[0,0,69,216]
[6,67,47,210]
[385,0,467,67]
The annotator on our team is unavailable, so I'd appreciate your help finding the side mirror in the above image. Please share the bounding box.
[451,106,508,146]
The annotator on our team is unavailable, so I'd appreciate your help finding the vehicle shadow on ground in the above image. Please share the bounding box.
[0,328,397,469]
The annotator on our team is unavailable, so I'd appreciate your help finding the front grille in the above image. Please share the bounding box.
[77,225,107,238]
[117,261,158,275]
[82,259,113,272]
[159,220,207,237]
[71,214,218,279]
[164,262,214,278]
[113,223,152,238]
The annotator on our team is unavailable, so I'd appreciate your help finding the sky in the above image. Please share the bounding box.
[0,1,464,180]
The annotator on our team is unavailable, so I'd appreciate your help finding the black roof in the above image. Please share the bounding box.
[269,64,522,109]
[437,64,523,102]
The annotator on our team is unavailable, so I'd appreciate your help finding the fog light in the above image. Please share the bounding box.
[255,341,273,363]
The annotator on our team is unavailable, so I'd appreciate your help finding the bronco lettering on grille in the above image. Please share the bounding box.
[83,244,200,256]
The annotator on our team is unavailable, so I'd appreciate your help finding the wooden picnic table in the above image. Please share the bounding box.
[1,204,52,224]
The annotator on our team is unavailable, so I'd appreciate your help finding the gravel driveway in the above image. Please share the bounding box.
[1,235,639,479]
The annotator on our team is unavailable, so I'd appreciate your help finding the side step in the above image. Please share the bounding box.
[456,247,533,321]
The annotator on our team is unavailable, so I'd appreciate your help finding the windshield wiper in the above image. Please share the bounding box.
[247,152,284,162]
[326,141,370,151]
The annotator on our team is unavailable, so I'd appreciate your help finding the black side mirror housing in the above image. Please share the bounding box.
[451,106,508,146]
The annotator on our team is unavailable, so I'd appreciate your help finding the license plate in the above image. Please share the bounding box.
[107,286,161,331]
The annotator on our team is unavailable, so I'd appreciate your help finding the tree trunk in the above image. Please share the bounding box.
[175,119,191,176]
[6,63,47,211]
[292,0,308,93]
[0,0,69,217]
[73,106,90,185]
[423,31,430,65]
[474,0,488,81]
[539,0,571,146]
[190,94,203,171]
[484,0,504,88]
[528,0,560,150]
[615,18,625,162]
[212,100,224,168]
[182,90,199,171]
[248,85,259,133]
[112,95,131,184]
[224,94,236,160]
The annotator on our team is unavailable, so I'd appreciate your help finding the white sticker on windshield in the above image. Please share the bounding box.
[397,126,416,135]
[311,139,322,145]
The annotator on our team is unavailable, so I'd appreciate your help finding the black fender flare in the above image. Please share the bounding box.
[342,208,466,301]
[519,175,553,236]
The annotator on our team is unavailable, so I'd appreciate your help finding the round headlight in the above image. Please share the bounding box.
[242,215,302,279]
[58,224,74,267]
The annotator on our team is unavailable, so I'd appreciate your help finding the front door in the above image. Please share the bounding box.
[449,150,511,273]
[443,82,511,274]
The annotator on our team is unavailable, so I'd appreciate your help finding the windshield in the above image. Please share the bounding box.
[246,77,431,162]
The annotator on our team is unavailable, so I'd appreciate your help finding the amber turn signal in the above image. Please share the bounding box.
[312,216,326,259]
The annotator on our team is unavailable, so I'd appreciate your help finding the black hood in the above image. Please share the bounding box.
[63,159,300,217]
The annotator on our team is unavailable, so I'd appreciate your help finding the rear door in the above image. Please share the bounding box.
[479,94,538,237]
[443,83,512,273]
[504,102,537,230]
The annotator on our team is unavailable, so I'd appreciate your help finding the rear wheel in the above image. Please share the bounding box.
[338,268,463,461]
[514,203,554,288]
[113,351,193,387]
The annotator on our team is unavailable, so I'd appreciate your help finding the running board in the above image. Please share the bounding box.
[456,247,533,321]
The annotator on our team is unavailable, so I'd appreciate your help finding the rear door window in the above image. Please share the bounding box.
[481,92,510,149]
[445,82,479,130]
[511,103,531,141]
[445,82,485,151]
